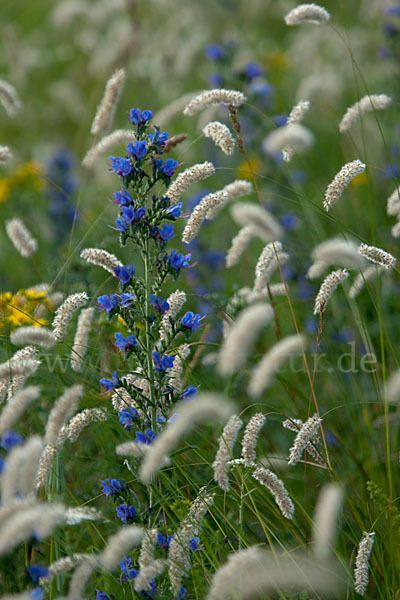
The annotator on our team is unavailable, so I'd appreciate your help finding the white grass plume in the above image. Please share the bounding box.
[212,415,243,491]
[183,89,246,116]
[306,237,366,279]
[284,3,330,25]
[139,394,234,483]
[82,129,136,168]
[354,532,375,595]
[230,202,282,241]
[313,269,349,314]
[252,466,295,519]
[52,292,88,341]
[100,525,144,570]
[241,413,266,466]
[1,435,43,503]
[0,145,12,163]
[80,247,122,275]
[10,326,56,348]
[70,307,95,372]
[249,334,305,397]
[323,160,365,211]
[206,179,252,220]
[218,303,273,376]
[166,161,215,205]
[159,290,186,342]
[339,94,391,133]
[90,68,125,135]
[182,189,228,243]
[0,79,22,116]
[358,243,396,270]
[0,385,41,437]
[262,123,313,158]
[348,265,383,299]
[5,218,38,258]
[226,225,256,268]
[45,384,83,446]
[312,483,344,559]
[62,408,107,442]
[288,414,322,466]
[203,121,235,155]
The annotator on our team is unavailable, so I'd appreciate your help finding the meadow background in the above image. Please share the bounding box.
[0,0,399,598]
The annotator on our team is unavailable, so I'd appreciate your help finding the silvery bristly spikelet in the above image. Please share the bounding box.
[230,202,283,241]
[282,100,310,161]
[284,3,330,25]
[217,303,273,376]
[80,247,122,275]
[313,269,349,315]
[10,326,56,349]
[249,335,305,397]
[70,307,95,372]
[212,414,243,491]
[348,265,383,299]
[323,160,366,211]
[354,532,375,595]
[339,94,391,133]
[206,179,252,220]
[52,292,88,341]
[312,483,344,559]
[183,89,247,116]
[0,145,12,163]
[0,385,41,437]
[262,123,313,158]
[182,189,228,243]
[139,394,234,483]
[99,526,144,571]
[241,413,266,466]
[159,290,186,342]
[82,129,136,167]
[203,121,235,155]
[90,67,126,135]
[252,466,295,519]
[0,79,22,116]
[5,218,38,258]
[306,236,366,279]
[166,161,215,205]
[225,225,256,268]
[288,414,322,466]
[358,243,396,270]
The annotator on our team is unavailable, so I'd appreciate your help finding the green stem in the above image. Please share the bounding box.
[143,237,156,431]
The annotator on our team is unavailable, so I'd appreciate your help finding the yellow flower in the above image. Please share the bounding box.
[265,51,288,70]
[351,171,367,186]
[0,288,50,332]
[0,161,44,203]
[237,158,261,181]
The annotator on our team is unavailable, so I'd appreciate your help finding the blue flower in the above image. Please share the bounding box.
[114,332,138,351]
[181,311,202,331]
[205,44,225,61]
[248,81,274,96]
[1,431,24,451]
[113,189,134,206]
[118,407,139,429]
[159,223,175,241]
[129,108,153,125]
[27,565,49,582]
[272,114,288,127]
[120,293,135,307]
[116,503,137,522]
[135,429,156,444]
[243,61,263,79]
[115,218,128,232]
[120,556,139,580]
[101,478,124,497]
[208,73,223,87]
[30,589,44,600]
[174,587,188,600]
[114,264,135,284]
[280,213,298,231]
[97,294,119,313]
[152,351,175,371]
[109,156,133,177]
[127,140,148,160]
[168,250,191,271]
[149,294,170,314]
[148,129,169,146]
[190,536,200,550]
[100,371,120,392]
[182,385,198,401]
[159,158,179,177]
[167,202,182,218]
[385,5,400,16]
[157,532,173,549]
[121,205,136,225]
[96,591,116,600]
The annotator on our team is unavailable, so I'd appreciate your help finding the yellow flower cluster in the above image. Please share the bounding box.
[0,161,44,204]
[0,288,51,332]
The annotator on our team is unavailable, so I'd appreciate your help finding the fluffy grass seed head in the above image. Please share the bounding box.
[307,237,366,279]
[82,129,136,168]
[284,3,330,25]
[90,67,125,135]
[183,89,247,116]
[182,189,228,243]
[226,225,256,268]
[282,100,310,161]
[203,121,235,155]
[159,290,186,342]
[323,160,366,211]
[230,201,283,241]
[166,161,215,205]
[241,413,266,466]
[80,248,122,275]
[139,394,234,483]
[252,466,295,519]
[206,179,252,220]
[313,268,349,315]
[52,292,88,341]
[312,483,344,559]
[358,243,396,270]
[10,326,56,348]
[387,186,400,216]
[348,265,383,299]
[70,307,95,372]
[354,532,375,595]
[262,123,314,159]
[249,335,305,397]
[288,414,322,466]
[0,145,12,163]
[45,384,83,447]
[339,94,391,133]
[218,303,273,376]
[100,526,144,571]
[1,434,43,503]
[0,79,22,116]
[5,218,38,258]
[212,414,243,491]
[0,385,41,437]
